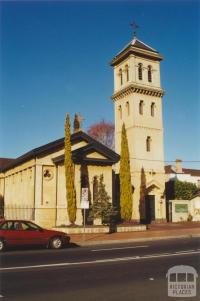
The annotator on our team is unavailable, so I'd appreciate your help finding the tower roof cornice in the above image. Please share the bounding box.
[111,83,165,101]
[111,38,163,66]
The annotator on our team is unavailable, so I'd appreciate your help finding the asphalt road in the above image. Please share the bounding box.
[0,238,200,301]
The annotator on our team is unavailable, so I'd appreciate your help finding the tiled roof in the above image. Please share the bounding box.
[165,165,200,177]
[165,165,175,174]
[183,168,200,177]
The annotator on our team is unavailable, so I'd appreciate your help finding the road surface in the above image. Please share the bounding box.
[0,237,200,301]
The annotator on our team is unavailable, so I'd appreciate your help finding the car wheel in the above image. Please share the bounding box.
[0,239,5,252]
[50,237,63,249]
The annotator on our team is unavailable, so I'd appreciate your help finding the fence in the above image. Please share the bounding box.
[4,205,35,220]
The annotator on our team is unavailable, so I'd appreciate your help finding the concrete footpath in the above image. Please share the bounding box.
[70,222,200,246]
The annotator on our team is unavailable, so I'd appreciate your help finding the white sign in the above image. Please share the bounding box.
[81,188,88,201]
[166,265,198,298]
[80,200,89,209]
[81,188,89,209]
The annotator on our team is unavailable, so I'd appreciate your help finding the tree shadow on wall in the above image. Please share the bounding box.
[0,194,4,218]
[113,172,121,223]
[80,163,92,225]
[139,167,147,224]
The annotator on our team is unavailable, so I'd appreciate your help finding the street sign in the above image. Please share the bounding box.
[81,188,89,209]
[80,200,89,209]
[81,188,88,201]
[81,188,89,242]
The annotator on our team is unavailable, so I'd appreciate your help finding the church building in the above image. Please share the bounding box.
[0,34,167,227]
[0,131,119,228]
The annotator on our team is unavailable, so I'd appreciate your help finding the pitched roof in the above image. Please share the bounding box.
[182,168,200,177]
[165,165,200,177]
[119,38,158,55]
[0,158,15,170]
[165,165,175,174]
[111,37,163,66]
[0,131,119,172]
[53,143,118,166]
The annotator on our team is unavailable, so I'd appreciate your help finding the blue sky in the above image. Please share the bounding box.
[0,0,199,168]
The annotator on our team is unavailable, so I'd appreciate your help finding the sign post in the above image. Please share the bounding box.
[81,188,89,241]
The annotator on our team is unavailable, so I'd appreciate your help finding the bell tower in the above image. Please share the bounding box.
[111,34,166,223]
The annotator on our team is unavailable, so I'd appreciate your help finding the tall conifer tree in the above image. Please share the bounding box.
[119,123,133,221]
[65,113,76,224]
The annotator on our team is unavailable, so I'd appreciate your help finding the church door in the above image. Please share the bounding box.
[145,195,155,224]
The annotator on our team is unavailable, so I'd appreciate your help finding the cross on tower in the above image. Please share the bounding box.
[130,20,139,38]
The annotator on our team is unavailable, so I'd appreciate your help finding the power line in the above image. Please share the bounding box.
[129,157,200,163]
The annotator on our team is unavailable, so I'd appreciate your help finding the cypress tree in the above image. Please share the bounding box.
[119,123,133,221]
[65,113,77,224]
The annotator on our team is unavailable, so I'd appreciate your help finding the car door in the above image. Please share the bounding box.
[20,221,45,245]
[1,221,28,246]
[0,221,17,245]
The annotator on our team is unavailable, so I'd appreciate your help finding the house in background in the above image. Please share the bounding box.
[165,159,200,201]
[165,159,200,186]
[165,159,200,222]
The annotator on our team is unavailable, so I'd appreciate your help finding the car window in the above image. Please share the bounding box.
[0,222,8,230]
[13,222,20,230]
[27,222,42,230]
[21,222,40,231]
[21,222,31,231]
[0,221,41,231]
[26,222,41,231]
[0,221,16,230]
[7,222,15,230]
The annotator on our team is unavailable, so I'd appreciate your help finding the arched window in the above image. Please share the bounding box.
[146,136,151,152]
[125,65,129,82]
[119,69,123,85]
[118,105,122,119]
[126,101,130,116]
[139,100,144,115]
[148,65,152,82]
[151,102,155,117]
[138,63,143,80]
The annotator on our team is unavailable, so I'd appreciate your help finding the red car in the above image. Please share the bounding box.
[0,220,70,251]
